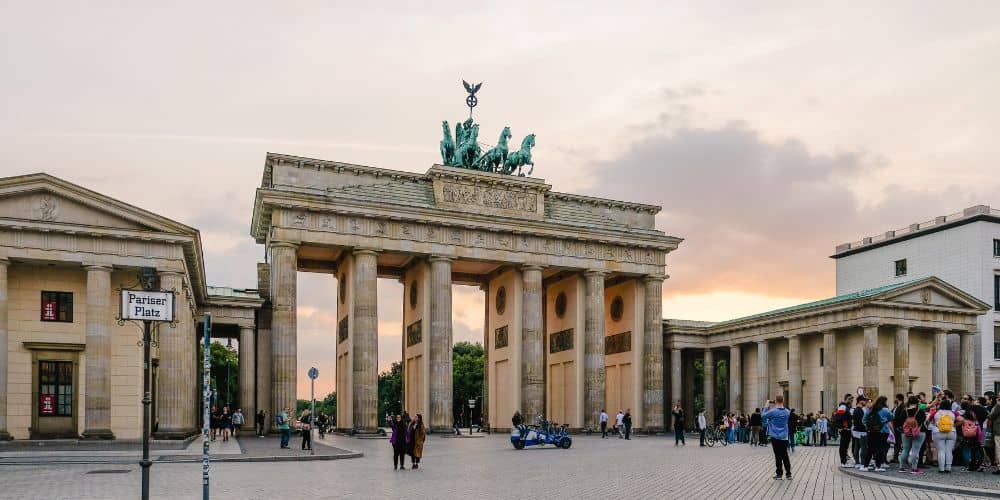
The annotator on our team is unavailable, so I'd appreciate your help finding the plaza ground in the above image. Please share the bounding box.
[0,433,996,499]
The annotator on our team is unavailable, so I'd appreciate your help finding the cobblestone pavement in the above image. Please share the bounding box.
[0,434,994,499]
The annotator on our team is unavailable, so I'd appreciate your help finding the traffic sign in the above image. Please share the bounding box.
[308,367,319,380]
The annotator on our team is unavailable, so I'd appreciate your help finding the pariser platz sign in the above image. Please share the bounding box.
[121,290,175,322]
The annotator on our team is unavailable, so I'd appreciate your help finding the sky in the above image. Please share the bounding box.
[2,2,999,398]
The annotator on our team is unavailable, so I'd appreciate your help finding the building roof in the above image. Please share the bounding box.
[833,204,1000,258]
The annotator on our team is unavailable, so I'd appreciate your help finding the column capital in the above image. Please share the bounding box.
[959,329,978,336]
[756,339,769,346]
[860,321,881,329]
[641,274,667,284]
[0,257,9,267]
[353,248,379,257]
[269,240,299,250]
[427,254,454,263]
[520,264,545,272]
[157,269,185,277]
[84,264,113,272]
[583,269,608,278]
[784,334,800,341]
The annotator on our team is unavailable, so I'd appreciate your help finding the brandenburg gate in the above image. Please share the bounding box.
[251,152,680,432]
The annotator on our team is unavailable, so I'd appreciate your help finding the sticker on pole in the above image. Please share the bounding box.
[121,290,175,322]
[308,367,319,380]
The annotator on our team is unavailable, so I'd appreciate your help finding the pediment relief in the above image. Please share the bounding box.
[879,280,987,311]
[0,190,154,232]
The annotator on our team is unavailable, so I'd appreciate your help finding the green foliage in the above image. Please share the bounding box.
[377,361,403,426]
[453,341,484,420]
[297,392,336,420]
[198,341,239,409]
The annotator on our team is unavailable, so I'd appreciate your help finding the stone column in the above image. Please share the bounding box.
[352,249,379,432]
[756,340,769,404]
[520,265,544,423]
[583,270,606,430]
[960,330,976,396]
[642,276,665,431]
[238,325,256,428]
[822,331,837,417]
[893,326,910,396]
[0,259,10,440]
[269,242,298,420]
[428,256,454,432]
[728,345,741,415]
[256,308,272,434]
[480,283,489,429]
[703,349,715,420]
[933,329,948,390]
[82,264,114,439]
[787,335,801,412]
[670,348,682,428]
[862,323,879,394]
[155,270,192,438]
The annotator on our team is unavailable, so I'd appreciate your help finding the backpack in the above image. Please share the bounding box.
[276,413,286,426]
[962,416,979,439]
[902,411,921,438]
[938,411,954,433]
[866,409,881,433]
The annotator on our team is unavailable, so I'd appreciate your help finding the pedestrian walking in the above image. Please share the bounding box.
[409,414,426,469]
[750,408,763,446]
[317,413,329,439]
[255,409,266,437]
[220,406,232,442]
[599,409,609,438]
[672,402,685,446]
[836,394,854,466]
[299,409,313,450]
[232,408,245,438]
[277,407,291,449]
[697,410,707,446]
[623,409,633,440]
[615,410,625,438]
[210,405,220,441]
[763,395,792,480]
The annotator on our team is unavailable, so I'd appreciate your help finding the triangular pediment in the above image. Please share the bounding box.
[877,277,990,311]
[0,173,197,236]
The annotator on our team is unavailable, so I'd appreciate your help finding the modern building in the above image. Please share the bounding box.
[833,205,1000,395]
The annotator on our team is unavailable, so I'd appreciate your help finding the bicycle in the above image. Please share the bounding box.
[705,426,729,447]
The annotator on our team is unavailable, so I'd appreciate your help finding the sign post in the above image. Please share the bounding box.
[468,399,475,434]
[120,282,175,500]
[308,367,319,456]
[202,314,212,500]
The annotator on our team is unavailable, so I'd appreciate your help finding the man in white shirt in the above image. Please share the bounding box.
[697,411,708,446]
[599,410,609,438]
[616,411,625,438]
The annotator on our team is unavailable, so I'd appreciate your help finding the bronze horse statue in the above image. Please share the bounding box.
[503,134,535,176]
[476,126,511,172]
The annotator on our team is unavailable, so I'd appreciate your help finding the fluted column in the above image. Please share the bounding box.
[893,326,910,396]
[239,325,256,427]
[862,323,880,394]
[155,270,194,437]
[352,249,379,432]
[583,270,606,430]
[933,329,948,390]
[960,330,976,396]
[255,311,272,433]
[787,335,801,412]
[642,276,665,431]
[756,340,769,403]
[270,242,298,420]
[0,259,10,440]
[822,331,837,417]
[82,264,114,439]
[728,345,741,415]
[670,348,682,428]
[428,255,453,432]
[520,265,544,423]
[703,349,715,419]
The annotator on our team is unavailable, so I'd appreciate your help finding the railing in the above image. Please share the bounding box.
[836,207,987,253]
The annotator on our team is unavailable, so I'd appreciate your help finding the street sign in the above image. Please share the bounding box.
[308,367,319,380]
[468,399,476,408]
[121,290,175,322]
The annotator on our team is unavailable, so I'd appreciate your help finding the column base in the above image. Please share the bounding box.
[80,429,115,440]
[0,430,12,441]
[429,425,458,434]
[152,428,199,440]
[642,426,666,435]
[349,428,386,437]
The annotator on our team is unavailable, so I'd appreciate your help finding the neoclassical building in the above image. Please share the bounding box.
[0,158,991,440]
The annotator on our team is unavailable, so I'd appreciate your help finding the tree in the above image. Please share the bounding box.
[453,341,484,426]
[297,392,336,421]
[199,341,239,409]
[377,361,403,426]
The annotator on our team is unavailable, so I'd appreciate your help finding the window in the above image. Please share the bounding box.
[39,360,73,417]
[40,291,73,322]
[995,275,1000,310]
[994,340,1000,360]
[894,259,907,277]
[820,347,825,367]
[994,239,1000,257]
[786,351,789,370]
[995,381,1000,397]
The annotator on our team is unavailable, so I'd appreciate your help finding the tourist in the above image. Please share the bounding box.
[210,405,220,441]
[863,395,892,472]
[803,413,814,446]
[929,397,957,473]
[390,414,408,470]
[726,413,736,444]
[317,412,329,439]
[409,414,426,469]
[299,409,313,451]
[817,413,829,446]
[852,397,869,470]
[672,402,686,446]
[623,409,632,440]
[616,410,625,438]
[787,409,799,452]
[277,407,291,449]
[762,396,792,480]
[836,394,854,466]
[255,409,266,437]
[890,394,905,463]
[220,406,232,442]
[738,413,749,443]
[898,395,927,474]
[232,408,244,438]
[697,410,707,446]
[749,408,763,446]
[599,409,609,438]
[959,401,984,472]
[989,395,1000,474]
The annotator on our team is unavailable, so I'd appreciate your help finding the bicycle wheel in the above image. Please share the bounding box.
[705,431,715,447]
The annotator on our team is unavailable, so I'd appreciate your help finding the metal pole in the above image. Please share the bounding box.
[140,320,152,500]
[310,378,316,456]
[202,315,212,500]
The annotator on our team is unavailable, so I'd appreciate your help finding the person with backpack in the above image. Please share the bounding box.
[929,398,958,473]
[277,407,291,449]
[862,396,893,472]
[989,395,1000,474]
[891,394,906,463]
[898,395,927,474]
[836,394,855,466]
[958,401,984,472]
